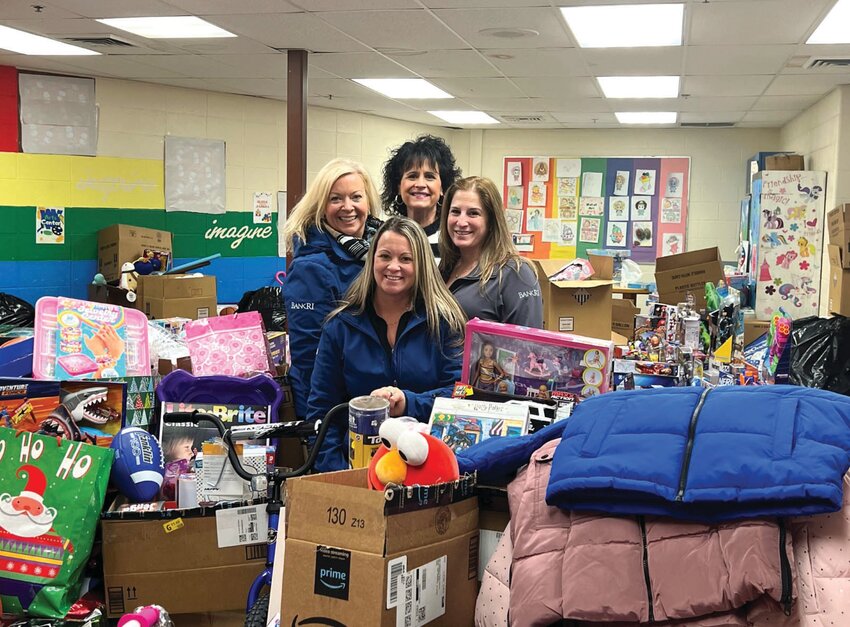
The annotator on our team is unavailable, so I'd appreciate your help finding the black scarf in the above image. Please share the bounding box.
[325,215,383,260]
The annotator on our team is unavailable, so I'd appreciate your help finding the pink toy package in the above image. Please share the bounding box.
[185,311,275,377]
[462,318,614,402]
[33,297,151,380]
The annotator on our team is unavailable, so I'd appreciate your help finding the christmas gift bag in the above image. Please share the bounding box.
[0,427,113,619]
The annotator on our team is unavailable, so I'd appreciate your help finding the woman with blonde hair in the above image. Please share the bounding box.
[282,158,383,418]
[440,176,543,328]
[306,216,466,471]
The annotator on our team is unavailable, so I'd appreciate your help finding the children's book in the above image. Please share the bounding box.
[428,397,529,453]
[55,297,128,379]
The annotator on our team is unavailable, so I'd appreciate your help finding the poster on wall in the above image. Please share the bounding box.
[253,192,273,224]
[35,206,65,244]
[501,155,690,262]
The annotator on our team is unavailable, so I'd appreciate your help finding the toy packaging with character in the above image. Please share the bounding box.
[428,397,529,452]
[462,318,614,402]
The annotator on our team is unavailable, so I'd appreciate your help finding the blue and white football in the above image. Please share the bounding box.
[110,427,165,502]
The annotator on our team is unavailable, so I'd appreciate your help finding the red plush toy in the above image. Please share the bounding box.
[367,418,459,490]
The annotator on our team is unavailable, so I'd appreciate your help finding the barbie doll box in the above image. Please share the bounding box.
[462,318,614,402]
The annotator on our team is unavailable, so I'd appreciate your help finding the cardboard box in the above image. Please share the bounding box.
[101,509,266,617]
[87,283,138,308]
[828,245,850,316]
[98,224,173,283]
[532,259,614,340]
[612,298,639,338]
[744,318,771,346]
[137,275,217,320]
[654,247,725,310]
[764,154,804,171]
[281,469,479,627]
[828,204,850,268]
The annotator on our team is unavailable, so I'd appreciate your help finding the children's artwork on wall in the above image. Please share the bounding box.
[555,158,581,178]
[607,222,627,247]
[661,197,682,223]
[580,217,601,243]
[579,197,604,216]
[542,219,560,243]
[507,161,523,186]
[634,169,656,195]
[633,221,653,247]
[666,172,683,197]
[581,172,603,197]
[662,233,684,256]
[631,196,651,220]
[613,170,630,196]
[608,197,628,221]
[558,196,578,220]
[527,183,546,207]
[507,186,523,209]
[512,233,534,252]
[526,208,544,231]
[559,221,577,246]
[501,155,689,262]
[558,177,578,198]
[532,157,550,182]
[505,209,523,234]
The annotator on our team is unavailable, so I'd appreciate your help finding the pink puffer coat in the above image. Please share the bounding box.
[477,438,796,627]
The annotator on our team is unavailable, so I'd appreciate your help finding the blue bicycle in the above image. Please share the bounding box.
[162,403,345,627]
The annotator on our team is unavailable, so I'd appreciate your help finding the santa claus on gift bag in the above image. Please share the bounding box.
[0,464,73,580]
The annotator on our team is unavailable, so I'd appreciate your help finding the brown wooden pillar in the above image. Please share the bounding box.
[286,49,308,266]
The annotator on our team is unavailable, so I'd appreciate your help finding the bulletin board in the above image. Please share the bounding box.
[502,156,690,262]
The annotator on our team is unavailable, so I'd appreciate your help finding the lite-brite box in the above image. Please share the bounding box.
[428,397,529,453]
[461,318,614,402]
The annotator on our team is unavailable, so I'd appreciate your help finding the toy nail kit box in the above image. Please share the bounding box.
[461,318,614,402]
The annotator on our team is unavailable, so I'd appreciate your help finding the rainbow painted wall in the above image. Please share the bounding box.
[0,152,283,306]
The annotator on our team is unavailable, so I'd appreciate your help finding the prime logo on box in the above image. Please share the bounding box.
[314,545,351,601]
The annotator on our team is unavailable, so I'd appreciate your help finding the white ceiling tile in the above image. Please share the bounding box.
[390,50,500,78]
[678,96,759,112]
[511,76,600,99]
[550,111,619,126]
[458,97,540,111]
[752,94,822,110]
[46,0,184,18]
[433,7,570,49]
[466,97,609,113]
[168,38,278,54]
[424,0,550,7]
[163,0,301,15]
[428,77,524,98]
[679,112,746,124]
[682,75,773,97]
[309,52,415,78]
[0,1,83,19]
[741,109,799,125]
[685,45,795,75]
[211,12,370,53]
[480,48,587,78]
[56,55,185,78]
[3,56,96,76]
[763,74,848,96]
[317,10,467,51]
[308,78,381,99]
[687,0,833,46]
[201,54,288,78]
[583,47,684,76]
[290,0,420,9]
[129,54,243,78]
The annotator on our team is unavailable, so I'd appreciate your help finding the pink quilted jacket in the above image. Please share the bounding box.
[477,438,797,627]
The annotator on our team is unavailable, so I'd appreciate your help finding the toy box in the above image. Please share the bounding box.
[462,318,614,402]
[428,396,529,452]
[98,224,173,283]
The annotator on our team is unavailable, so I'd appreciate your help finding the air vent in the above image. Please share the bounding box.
[64,35,136,47]
[680,121,736,128]
[501,115,545,124]
[805,57,850,69]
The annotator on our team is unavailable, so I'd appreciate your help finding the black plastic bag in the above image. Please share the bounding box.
[237,286,286,331]
[789,315,850,394]
[0,292,35,327]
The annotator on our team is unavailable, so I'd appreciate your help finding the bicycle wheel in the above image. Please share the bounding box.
[245,591,269,627]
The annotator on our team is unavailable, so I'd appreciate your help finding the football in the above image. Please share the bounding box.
[110,427,165,502]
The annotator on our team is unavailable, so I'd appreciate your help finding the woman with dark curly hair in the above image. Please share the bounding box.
[381,134,461,259]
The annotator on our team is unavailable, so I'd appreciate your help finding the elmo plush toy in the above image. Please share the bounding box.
[368,418,459,490]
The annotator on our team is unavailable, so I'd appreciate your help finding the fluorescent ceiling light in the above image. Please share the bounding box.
[615,111,677,124]
[598,76,679,99]
[0,25,100,55]
[561,3,684,48]
[97,16,236,39]
[353,78,453,99]
[807,0,850,44]
[428,111,499,125]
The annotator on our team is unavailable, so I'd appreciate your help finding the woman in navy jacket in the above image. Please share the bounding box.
[306,216,467,472]
[282,158,383,418]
